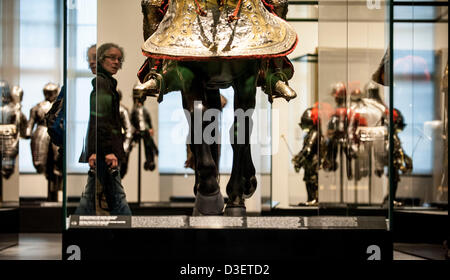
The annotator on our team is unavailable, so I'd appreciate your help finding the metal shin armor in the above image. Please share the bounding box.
[142,0,297,60]
[120,104,134,154]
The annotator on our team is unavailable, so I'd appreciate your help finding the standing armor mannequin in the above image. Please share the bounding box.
[11,86,28,138]
[383,108,413,206]
[324,82,354,179]
[0,81,21,180]
[117,90,134,178]
[348,87,386,182]
[364,81,389,177]
[292,106,326,205]
[131,85,158,171]
[26,82,62,201]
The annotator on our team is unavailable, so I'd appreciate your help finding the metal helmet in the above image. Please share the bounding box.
[299,107,318,131]
[0,80,12,104]
[331,82,346,106]
[350,88,362,101]
[43,82,59,102]
[11,86,24,105]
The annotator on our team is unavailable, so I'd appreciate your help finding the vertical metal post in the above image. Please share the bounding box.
[388,0,394,232]
[340,145,344,203]
[369,143,373,205]
[138,139,142,205]
[62,0,68,230]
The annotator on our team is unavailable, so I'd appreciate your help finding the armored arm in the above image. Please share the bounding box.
[19,111,28,138]
[143,107,153,129]
[292,130,318,172]
[25,106,37,138]
[120,105,134,154]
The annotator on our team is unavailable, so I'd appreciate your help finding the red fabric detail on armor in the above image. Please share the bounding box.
[335,107,347,117]
[158,0,169,16]
[228,0,243,22]
[393,108,399,122]
[260,0,275,14]
[311,106,319,125]
[358,116,368,126]
[194,0,207,16]
[314,101,334,119]
[384,108,399,122]
[141,35,298,61]
[137,59,150,83]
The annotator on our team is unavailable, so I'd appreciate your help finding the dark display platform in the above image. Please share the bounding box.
[63,215,392,261]
[0,206,19,251]
[393,209,448,244]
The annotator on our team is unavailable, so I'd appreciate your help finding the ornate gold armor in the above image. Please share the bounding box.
[142,0,297,59]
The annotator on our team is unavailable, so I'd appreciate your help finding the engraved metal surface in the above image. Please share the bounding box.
[142,0,297,59]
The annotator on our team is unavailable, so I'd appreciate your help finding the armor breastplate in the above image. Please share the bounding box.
[142,0,297,60]
[350,98,385,127]
[0,104,19,157]
[34,101,53,126]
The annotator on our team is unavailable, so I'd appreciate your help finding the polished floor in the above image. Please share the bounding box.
[0,233,446,260]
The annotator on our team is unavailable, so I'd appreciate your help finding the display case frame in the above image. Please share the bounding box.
[60,0,399,261]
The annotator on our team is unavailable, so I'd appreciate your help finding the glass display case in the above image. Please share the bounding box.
[1,0,21,250]
[278,0,447,212]
[390,0,448,244]
[59,0,398,261]
[277,0,391,209]
[65,0,272,217]
[1,0,445,262]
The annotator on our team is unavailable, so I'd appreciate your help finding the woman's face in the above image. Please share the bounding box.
[101,47,123,75]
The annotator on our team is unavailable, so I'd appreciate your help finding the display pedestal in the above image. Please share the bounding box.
[0,205,19,251]
[63,215,392,261]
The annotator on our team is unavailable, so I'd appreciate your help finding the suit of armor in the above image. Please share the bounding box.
[292,106,326,205]
[25,83,62,201]
[137,0,297,104]
[115,90,134,178]
[384,108,413,205]
[324,82,355,179]
[11,86,28,138]
[348,87,387,182]
[131,88,158,171]
[119,103,134,178]
[0,81,21,180]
